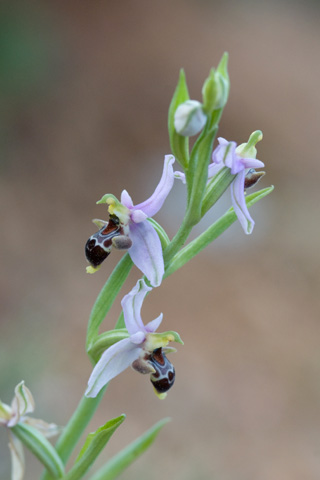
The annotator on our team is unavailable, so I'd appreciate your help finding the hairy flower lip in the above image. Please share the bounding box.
[87,155,175,286]
[85,279,182,398]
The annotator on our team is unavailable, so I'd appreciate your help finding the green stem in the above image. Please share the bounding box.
[40,388,106,480]
[86,254,133,353]
[41,255,133,480]
[163,215,193,265]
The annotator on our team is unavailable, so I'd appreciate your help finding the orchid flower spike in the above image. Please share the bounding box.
[85,279,183,399]
[210,132,264,234]
[85,155,175,287]
[0,381,59,480]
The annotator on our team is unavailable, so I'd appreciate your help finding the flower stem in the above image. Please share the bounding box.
[40,388,106,480]
[86,253,133,354]
[163,215,194,266]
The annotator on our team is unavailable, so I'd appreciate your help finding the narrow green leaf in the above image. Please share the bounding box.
[12,423,65,479]
[168,69,190,168]
[86,254,133,352]
[89,418,170,480]
[165,186,274,278]
[64,415,125,480]
[41,390,108,480]
[186,116,218,224]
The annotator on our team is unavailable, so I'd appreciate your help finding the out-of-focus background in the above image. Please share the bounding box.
[1,1,320,479]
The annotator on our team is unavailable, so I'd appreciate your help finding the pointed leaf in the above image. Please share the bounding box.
[40,391,107,480]
[63,415,125,480]
[11,423,65,479]
[168,69,190,168]
[186,116,218,223]
[89,418,170,480]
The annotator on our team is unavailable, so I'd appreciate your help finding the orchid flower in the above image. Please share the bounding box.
[85,279,182,399]
[175,131,264,234]
[210,133,264,234]
[85,155,175,287]
[0,382,59,480]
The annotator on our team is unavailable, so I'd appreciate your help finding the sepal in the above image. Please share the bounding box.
[0,400,11,424]
[87,329,129,361]
[8,431,24,480]
[146,218,170,249]
[9,381,35,427]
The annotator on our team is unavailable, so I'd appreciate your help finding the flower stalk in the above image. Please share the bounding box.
[5,52,273,480]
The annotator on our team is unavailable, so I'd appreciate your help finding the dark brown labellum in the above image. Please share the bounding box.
[85,215,122,267]
[244,169,265,189]
[149,348,175,394]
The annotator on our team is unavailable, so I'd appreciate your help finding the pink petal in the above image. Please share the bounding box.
[120,190,134,208]
[131,155,175,218]
[145,313,163,333]
[231,171,255,234]
[121,279,152,335]
[128,221,164,287]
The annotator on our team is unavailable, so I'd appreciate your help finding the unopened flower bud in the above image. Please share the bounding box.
[174,100,207,137]
[202,52,229,113]
[202,68,228,112]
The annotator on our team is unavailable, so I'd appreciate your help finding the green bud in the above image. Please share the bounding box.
[202,52,229,113]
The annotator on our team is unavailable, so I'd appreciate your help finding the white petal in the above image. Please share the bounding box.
[131,155,175,218]
[24,418,61,438]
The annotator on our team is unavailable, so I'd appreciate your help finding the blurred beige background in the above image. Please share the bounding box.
[1,1,320,479]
